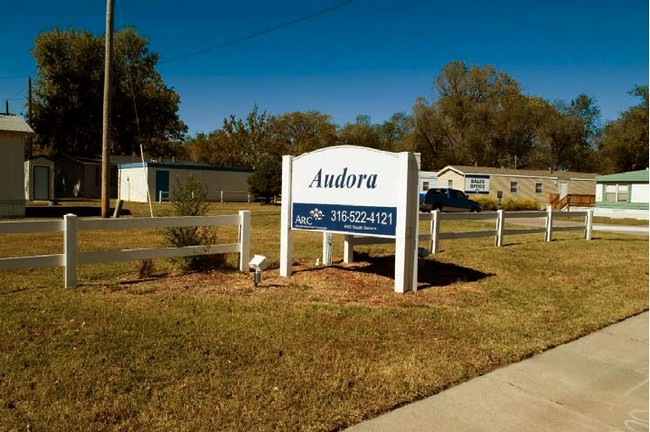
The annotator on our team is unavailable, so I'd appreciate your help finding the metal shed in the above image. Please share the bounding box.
[118,161,254,203]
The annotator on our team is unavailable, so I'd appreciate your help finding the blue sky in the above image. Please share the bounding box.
[1,0,647,135]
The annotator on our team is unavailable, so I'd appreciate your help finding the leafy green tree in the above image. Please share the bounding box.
[188,109,337,165]
[533,94,601,171]
[377,112,413,151]
[187,130,245,167]
[598,86,649,173]
[411,61,536,169]
[338,115,382,149]
[247,155,282,203]
[220,105,272,168]
[31,27,186,157]
[270,111,337,155]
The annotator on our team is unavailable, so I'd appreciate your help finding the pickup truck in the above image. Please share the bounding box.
[420,188,481,212]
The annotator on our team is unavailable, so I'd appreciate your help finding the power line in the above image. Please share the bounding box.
[159,0,354,65]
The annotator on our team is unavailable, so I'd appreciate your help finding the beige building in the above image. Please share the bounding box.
[436,165,597,205]
[0,115,33,217]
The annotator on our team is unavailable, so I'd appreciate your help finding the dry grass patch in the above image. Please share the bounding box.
[1,202,648,431]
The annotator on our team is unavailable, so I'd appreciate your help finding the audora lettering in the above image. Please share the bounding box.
[308,168,378,189]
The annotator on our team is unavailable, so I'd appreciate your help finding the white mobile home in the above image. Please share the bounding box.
[595,170,649,220]
[418,170,437,200]
[119,161,253,203]
[0,115,33,217]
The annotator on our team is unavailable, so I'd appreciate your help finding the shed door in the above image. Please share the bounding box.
[155,170,170,202]
[34,166,50,201]
[559,182,568,199]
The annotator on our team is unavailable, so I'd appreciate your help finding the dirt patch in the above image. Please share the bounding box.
[102,255,493,308]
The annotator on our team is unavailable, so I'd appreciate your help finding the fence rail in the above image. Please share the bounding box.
[342,208,593,262]
[0,211,251,288]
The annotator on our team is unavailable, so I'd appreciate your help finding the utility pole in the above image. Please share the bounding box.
[101,0,115,218]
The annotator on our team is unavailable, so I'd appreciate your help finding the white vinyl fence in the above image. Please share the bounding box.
[0,211,251,288]
[341,208,593,262]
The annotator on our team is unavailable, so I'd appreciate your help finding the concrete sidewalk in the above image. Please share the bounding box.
[345,312,649,432]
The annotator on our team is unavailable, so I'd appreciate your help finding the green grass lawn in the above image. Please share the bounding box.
[1,201,648,431]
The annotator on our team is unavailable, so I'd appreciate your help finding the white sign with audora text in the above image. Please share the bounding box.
[280,145,420,293]
[290,146,399,237]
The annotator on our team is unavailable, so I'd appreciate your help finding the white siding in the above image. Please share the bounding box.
[119,165,253,203]
[119,166,151,203]
[630,183,649,204]
[595,184,603,202]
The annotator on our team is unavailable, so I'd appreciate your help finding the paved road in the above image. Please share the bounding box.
[345,312,649,432]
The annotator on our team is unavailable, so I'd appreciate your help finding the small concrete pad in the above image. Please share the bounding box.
[345,312,649,432]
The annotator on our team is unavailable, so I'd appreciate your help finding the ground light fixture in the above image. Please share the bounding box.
[249,255,268,287]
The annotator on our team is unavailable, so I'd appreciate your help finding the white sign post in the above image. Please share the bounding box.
[279,146,419,293]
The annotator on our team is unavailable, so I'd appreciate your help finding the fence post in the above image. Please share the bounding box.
[496,209,504,247]
[585,208,593,240]
[64,213,78,288]
[220,191,224,203]
[247,193,251,204]
[545,206,554,242]
[238,211,251,272]
[343,235,354,263]
[431,210,440,254]
[322,232,333,266]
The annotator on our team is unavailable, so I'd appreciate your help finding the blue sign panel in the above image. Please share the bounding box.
[292,203,397,237]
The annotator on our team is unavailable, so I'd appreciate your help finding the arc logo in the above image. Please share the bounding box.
[294,207,324,226]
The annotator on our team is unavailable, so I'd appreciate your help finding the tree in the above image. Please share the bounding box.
[220,105,272,168]
[598,86,649,173]
[31,27,187,157]
[533,94,601,172]
[411,61,536,169]
[377,112,413,151]
[338,115,381,149]
[270,111,337,155]
[187,130,246,167]
[187,109,338,166]
[247,155,282,203]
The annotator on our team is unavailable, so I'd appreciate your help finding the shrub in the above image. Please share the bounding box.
[163,175,225,272]
[472,196,498,211]
[472,195,541,211]
[501,196,542,211]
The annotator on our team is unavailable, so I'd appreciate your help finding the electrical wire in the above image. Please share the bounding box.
[159,0,353,64]
[117,1,154,217]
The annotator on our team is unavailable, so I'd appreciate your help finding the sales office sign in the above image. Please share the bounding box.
[291,146,399,237]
